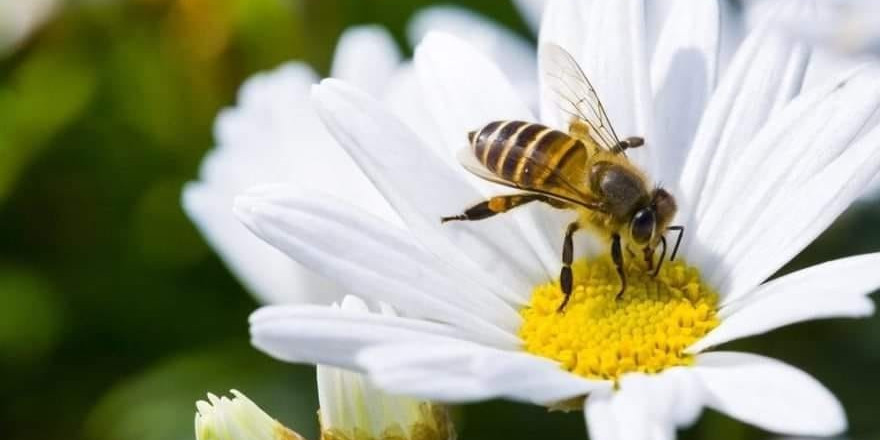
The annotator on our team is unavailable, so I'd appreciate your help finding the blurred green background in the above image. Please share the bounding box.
[0,1,877,440]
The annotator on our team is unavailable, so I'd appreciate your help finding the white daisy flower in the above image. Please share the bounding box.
[195,390,305,440]
[237,0,880,438]
[183,8,538,306]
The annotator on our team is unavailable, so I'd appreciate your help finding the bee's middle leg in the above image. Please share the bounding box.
[441,194,547,223]
[556,222,580,313]
[611,233,627,300]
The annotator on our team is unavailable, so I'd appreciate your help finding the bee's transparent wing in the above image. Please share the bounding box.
[455,147,595,209]
[541,43,621,151]
[456,147,520,188]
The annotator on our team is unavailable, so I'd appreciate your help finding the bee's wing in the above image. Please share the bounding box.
[455,147,599,209]
[541,43,621,151]
[456,147,521,187]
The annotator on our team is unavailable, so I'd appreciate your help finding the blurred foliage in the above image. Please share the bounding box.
[0,264,64,364]
[0,41,95,201]
[84,343,319,440]
[0,1,877,440]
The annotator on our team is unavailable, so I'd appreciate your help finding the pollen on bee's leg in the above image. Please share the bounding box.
[488,197,507,212]
[518,255,719,381]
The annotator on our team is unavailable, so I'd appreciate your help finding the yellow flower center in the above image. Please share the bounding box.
[519,256,719,381]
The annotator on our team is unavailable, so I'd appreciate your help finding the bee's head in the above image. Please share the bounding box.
[629,188,677,246]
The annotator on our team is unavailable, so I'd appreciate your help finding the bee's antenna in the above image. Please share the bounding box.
[611,136,644,155]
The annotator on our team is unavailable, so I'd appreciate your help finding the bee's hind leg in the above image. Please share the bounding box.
[611,233,627,300]
[441,194,555,223]
[557,222,580,313]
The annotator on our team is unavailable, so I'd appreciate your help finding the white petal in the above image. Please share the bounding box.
[209,63,317,191]
[249,304,470,371]
[799,0,866,95]
[644,0,676,56]
[538,0,590,130]
[693,352,846,436]
[689,253,880,353]
[693,65,880,290]
[357,340,610,405]
[665,369,705,427]
[182,183,341,305]
[785,0,880,61]
[239,185,521,326]
[407,7,538,111]
[330,25,401,97]
[187,62,386,305]
[581,0,655,174]
[413,32,533,162]
[717,0,746,80]
[512,0,545,32]
[864,170,880,202]
[650,0,719,188]
[382,62,447,157]
[615,377,675,440]
[235,186,521,347]
[584,378,677,440]
[211,62,398,222]
[719,105,880,301]
[625,369,706,428]
[312,78,551,302]
[584,393,619,440]
[678,2,813,238]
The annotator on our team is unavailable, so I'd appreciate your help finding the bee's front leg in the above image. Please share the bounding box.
[611,233,627,300]
[642,246,655,272]
[652,236,668,277]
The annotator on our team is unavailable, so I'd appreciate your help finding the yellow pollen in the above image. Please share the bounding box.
[519,255,719,381]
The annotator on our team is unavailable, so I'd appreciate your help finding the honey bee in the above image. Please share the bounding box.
[441,43,684,312]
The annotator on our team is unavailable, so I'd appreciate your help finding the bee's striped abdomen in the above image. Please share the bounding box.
[470,120,587,187]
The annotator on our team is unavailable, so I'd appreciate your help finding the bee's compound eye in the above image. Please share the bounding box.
[630,208,655,245]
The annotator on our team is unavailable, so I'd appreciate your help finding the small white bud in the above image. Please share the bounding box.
[195,390,305,440]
